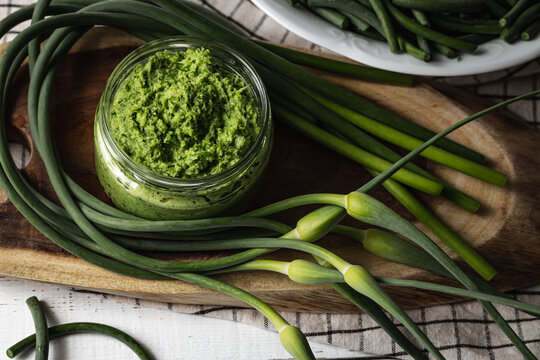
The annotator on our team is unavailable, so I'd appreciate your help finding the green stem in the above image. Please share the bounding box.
[412,9,430,26]
[6,323,153,360]
[431,16,502,34]
[310,6,350,29]
[340,10,371,31]
[303,88,506,186]
[79,203,290,233]
[357,227,539,319]
[521,20,540,40]
[500,0,535,26]
[434,43,457,58]
[28,0,53,72]
[246,193,346,217]
[307,0,383,34]
[369,0,400,52]
[397,35,431,61]
[416,34,431,53]
[25,297,49,360]
[376,277,540,316]
[209,259,540,316]
[273,103,443,195]
[344,266,444,359]
[277,84,481,212]
[358,89,540,193]
[328,283,427,360]
[386,0,478,52]
[392,0,484,12]
[367,169,497,280]
[255,41,413,86]
[500,2,540,42]
[345,192,538,359]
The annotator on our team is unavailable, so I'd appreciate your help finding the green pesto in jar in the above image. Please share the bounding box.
[109,48,260,179]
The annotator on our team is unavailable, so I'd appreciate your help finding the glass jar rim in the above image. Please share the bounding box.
[98,36,271,189]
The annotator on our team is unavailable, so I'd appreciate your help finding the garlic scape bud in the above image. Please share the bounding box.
[279,325,315,360]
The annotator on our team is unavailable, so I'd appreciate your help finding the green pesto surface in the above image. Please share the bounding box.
[110,48,259,178]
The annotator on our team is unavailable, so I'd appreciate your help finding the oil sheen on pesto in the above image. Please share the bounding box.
[109,48,260,178]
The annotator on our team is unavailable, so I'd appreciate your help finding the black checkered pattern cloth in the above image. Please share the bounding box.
[2,1,539,358]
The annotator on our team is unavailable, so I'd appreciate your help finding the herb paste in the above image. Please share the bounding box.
[109,48,260,178]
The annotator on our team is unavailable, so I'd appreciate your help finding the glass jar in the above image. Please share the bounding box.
[94,37,272,220]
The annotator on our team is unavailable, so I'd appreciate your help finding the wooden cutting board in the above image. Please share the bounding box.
[1,27,539,313]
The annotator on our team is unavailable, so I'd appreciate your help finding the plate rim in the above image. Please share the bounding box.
[251,0,540,77]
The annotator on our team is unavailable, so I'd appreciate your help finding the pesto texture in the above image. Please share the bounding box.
[110,48,259,178]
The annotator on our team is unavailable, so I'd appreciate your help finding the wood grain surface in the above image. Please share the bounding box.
[0,28,539,313]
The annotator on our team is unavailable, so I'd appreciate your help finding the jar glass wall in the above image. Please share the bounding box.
[94,37,272,220]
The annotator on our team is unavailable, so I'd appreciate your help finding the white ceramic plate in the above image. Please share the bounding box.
[251,0,540,76]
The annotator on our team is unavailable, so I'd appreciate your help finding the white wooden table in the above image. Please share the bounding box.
[0,276,373,359]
